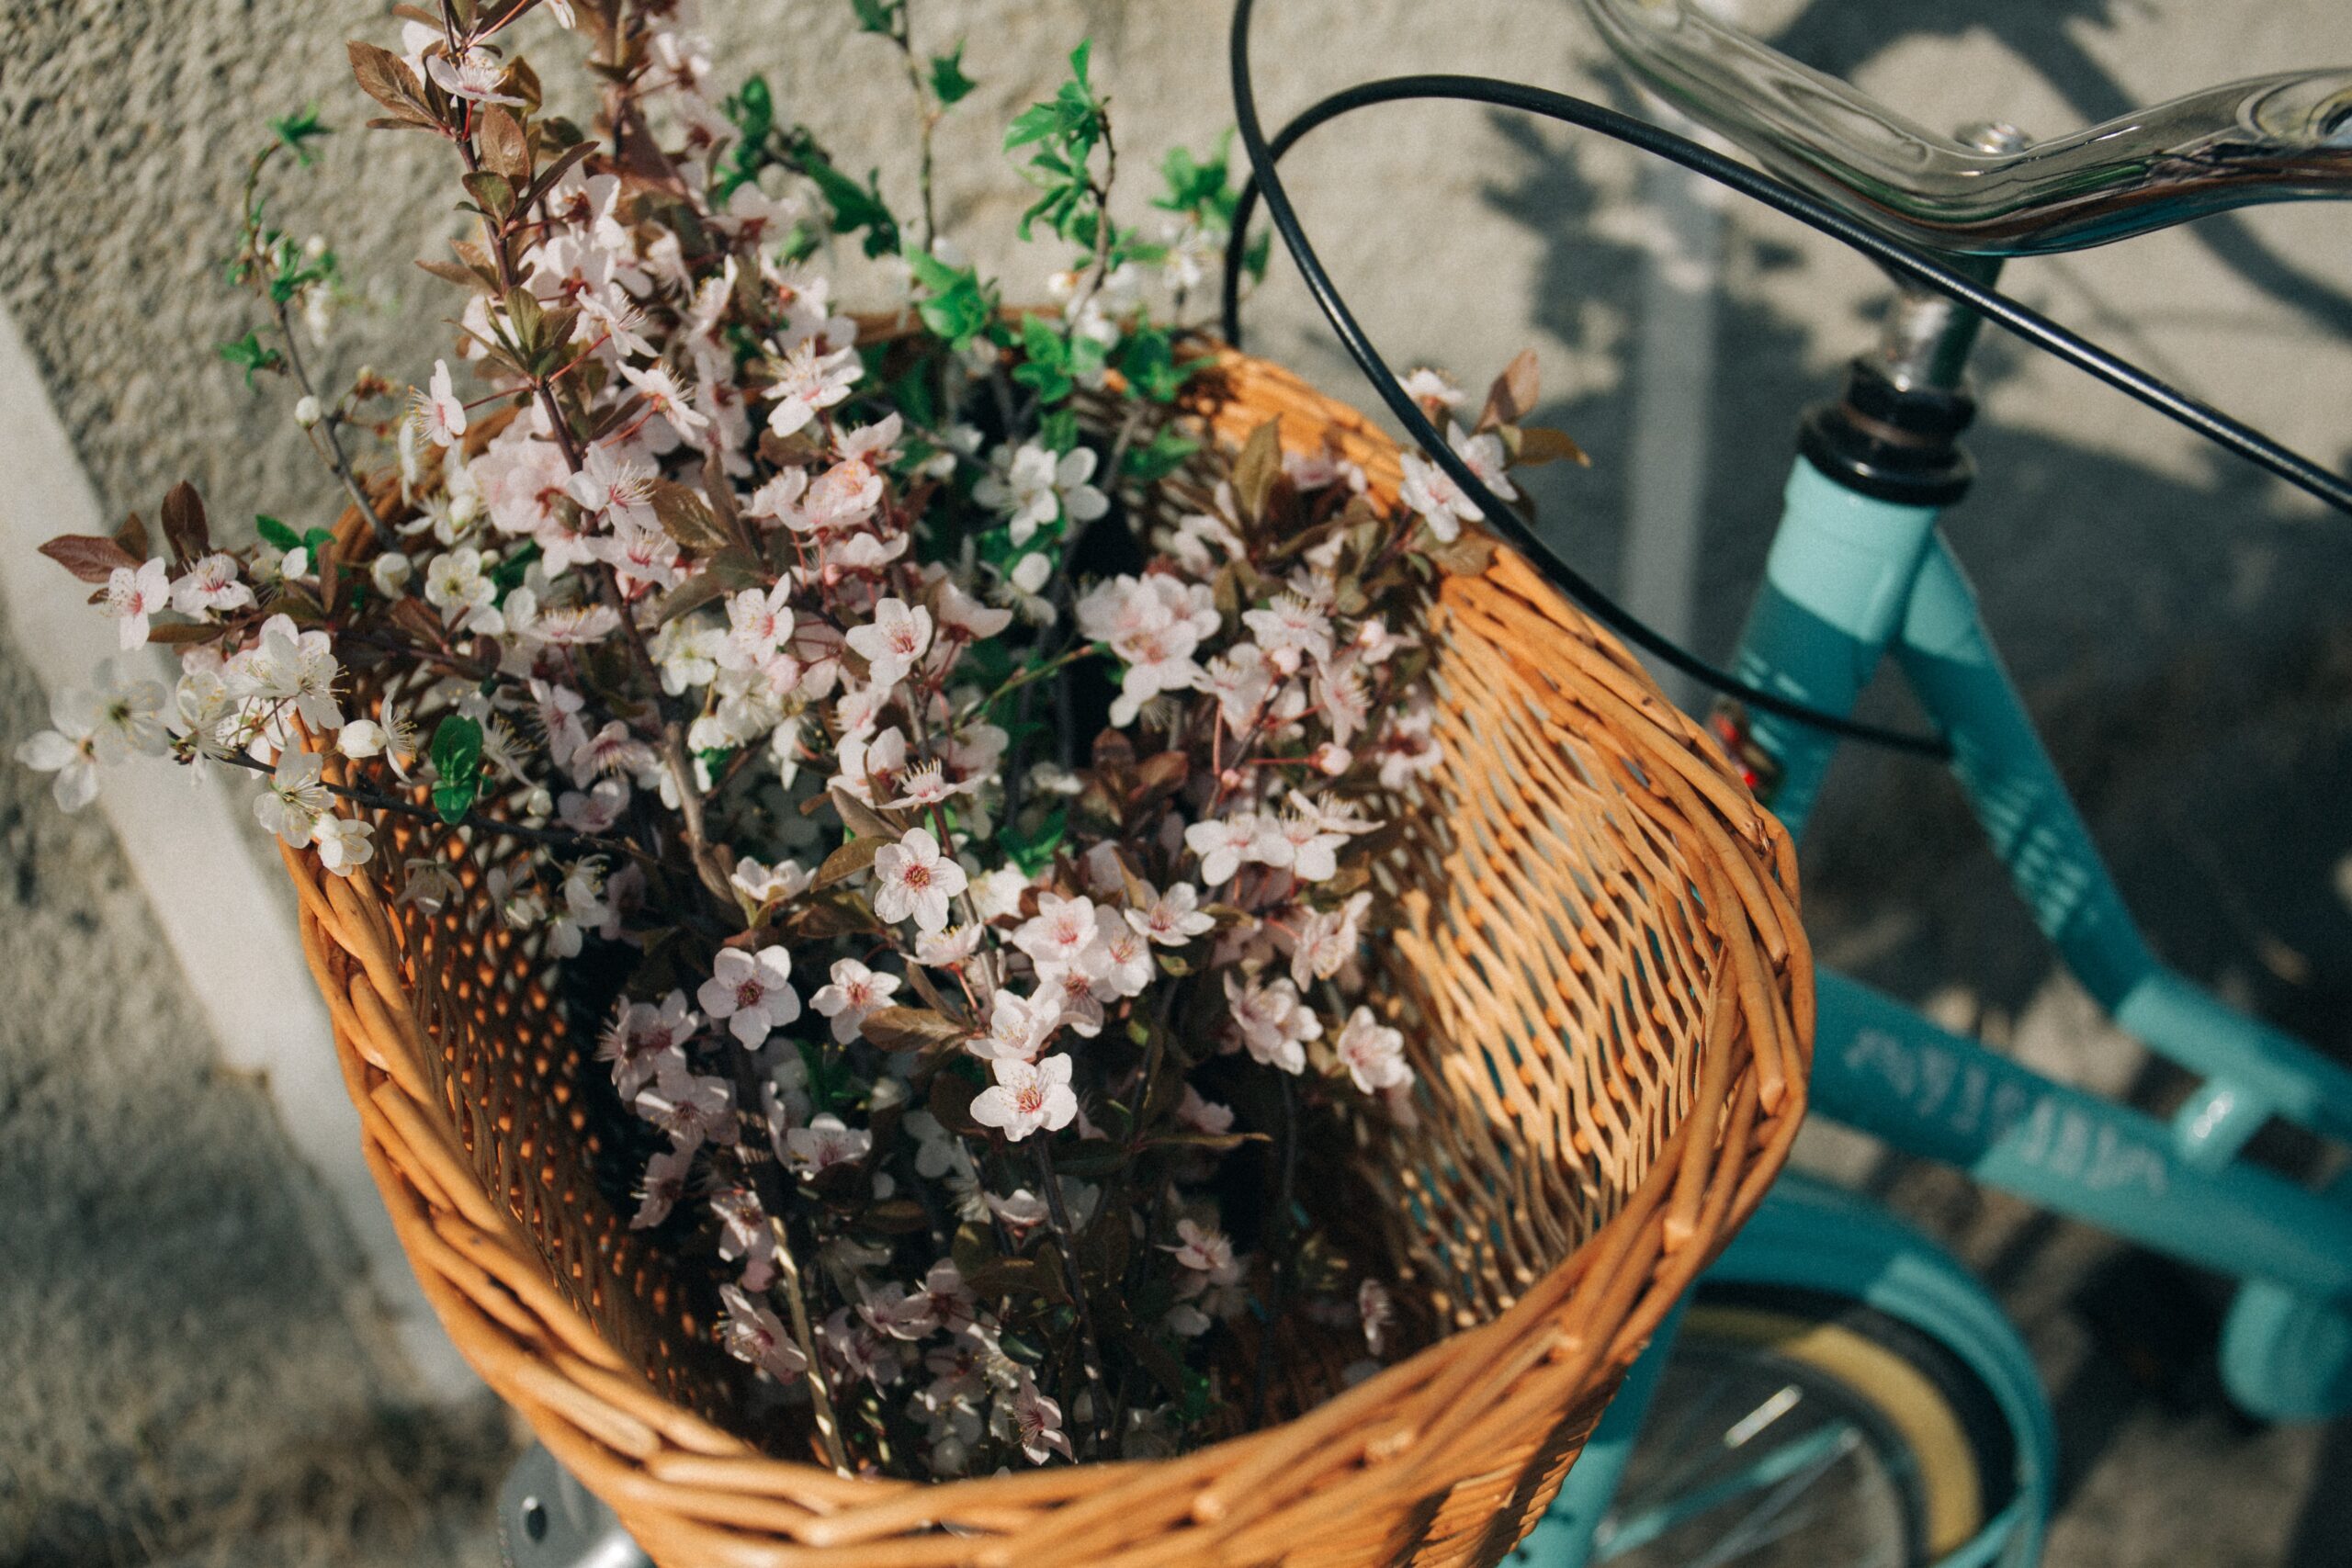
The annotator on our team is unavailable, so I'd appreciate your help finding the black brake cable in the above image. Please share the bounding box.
[1223,0,2352,759]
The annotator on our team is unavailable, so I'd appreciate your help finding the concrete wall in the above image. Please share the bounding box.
[3,0,2350,1562]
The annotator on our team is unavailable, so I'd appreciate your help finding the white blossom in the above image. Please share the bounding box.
[103,558,171,649]
[698,945,802,1047]
[810,957,901,1045]
[313,814,376,876]
[871,827,966,932]
[414,359,467,447]
[1333,1006,1413,1094]
[969,1055,1078,1142]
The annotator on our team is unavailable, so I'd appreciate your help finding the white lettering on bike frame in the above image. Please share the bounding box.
[1844,1027,2170,1198]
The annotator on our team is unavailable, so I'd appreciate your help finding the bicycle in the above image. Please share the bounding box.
[499,3,2352,1563]
[1215,1,2352,1563]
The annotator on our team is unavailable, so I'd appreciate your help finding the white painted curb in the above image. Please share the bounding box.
[0,306,480,1402]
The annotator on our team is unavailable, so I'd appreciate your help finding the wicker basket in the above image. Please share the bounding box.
[285,347,1811,1567]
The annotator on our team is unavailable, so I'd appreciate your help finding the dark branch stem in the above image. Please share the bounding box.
[1250,1072,1298,1430]
[1029,1136,1114,1455]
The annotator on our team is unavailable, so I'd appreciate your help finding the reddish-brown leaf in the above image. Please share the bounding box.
[160,481,210,564]
[1231,416,1283,525]
[1478,348,1541,431]
[113,511,151,562]
[39,534,139,584]
[479,105,532,186]
[347,40,436,127]
[1510,423,1590,468]
[810,835,883,891]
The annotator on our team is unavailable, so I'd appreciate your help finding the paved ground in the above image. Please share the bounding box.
[2,0,2348,1562]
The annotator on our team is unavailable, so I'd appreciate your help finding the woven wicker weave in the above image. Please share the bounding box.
[285,347,1812,1567]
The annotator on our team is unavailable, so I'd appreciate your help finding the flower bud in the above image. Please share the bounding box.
[1010,552,1052,594]
[338,718,389,760]
[293,395,322,428]
[370,551,413,598]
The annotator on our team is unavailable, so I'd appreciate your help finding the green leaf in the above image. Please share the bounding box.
[907,251,992,347]
[268,103,333,164]
[1115,326,1193,403]
[848,0,897,34]
[801,152,900,258]
[254,514,302,553]
[217,332,283,389]
[1040,408,1080,457]
[1011,311,1074,404]
[300,526,336,556]
[487,539,540,598]
[428,715,484,826]
[929,44,977,106]
[1001,805,1067,874]
[718,75,776,198]
[1122,425,1198,483]
[1068,39,1092,91]
[1002,102,1061,152]
[1243,229,1272,284]
[797,1038,858,1113]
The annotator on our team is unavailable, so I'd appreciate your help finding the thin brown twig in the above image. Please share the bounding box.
[725,1050,854,1476]
[447,99,736,908]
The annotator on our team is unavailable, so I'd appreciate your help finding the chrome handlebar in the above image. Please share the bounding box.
[1578,0,2352,256]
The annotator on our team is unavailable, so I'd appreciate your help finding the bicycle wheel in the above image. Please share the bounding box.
[1582,1283,2021,1568]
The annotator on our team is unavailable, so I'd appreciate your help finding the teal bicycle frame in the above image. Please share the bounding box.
[1528,457,2352,1567]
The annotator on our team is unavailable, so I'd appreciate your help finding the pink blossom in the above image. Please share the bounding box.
[1288,891,1373,987]
[1091,907,1155,998]
[784,1112,873,1173]
[414,359,467,447]
[1203,644,1272,736]
[1398,449,1480,542]
[1010,892,1098,971]
[1334,1006,1413,1093]
[631,1145,695,1228]
[871,826,967,932]
[845,597,933,689]
[720,1282,809,1380]
[1164,1218,1241,1281]
[635,1053,736,1148]
[1240,594,1333,676]
[169,554,254,620]
[620,361,712,441]
[967,987,1059,1064]
[698,945,802,1047]
[1128,880,1216,946]
[103,558,170,649]
[1223,972,1321,1074]
[599,989,700,1098]
[935,578,1012,641]
[969,1055,1078,1142]
[1006,1374,1074,1464]
[810,957,901,1045]
[765,337,861,437]
[1185,813,1262,886]
[1448,423,1519,502]
[1176,1085,1236,1136]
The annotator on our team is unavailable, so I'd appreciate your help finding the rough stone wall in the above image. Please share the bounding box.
[0,592,510,1567]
